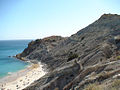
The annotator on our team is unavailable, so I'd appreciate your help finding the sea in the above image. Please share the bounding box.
[0,40,31,78]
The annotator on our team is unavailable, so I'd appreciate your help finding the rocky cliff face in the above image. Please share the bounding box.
[16,36,66,63]
[18,14,120,90]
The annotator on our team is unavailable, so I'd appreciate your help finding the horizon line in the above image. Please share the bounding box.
[0,39,34,41]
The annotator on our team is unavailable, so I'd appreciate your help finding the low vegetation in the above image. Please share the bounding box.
[116,56,120,60]
[30,64,39,69]
[83,83,102,90]
[110,79,120,90]
[67,52,78,62]
[83,79,120,90]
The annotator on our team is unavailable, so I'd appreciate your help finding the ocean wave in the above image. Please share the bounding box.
[8,72,13,75]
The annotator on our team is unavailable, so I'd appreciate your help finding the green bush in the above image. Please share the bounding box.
[67,53,78,62]
[116,56,120,60]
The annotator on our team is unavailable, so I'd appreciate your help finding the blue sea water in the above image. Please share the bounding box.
[0,40,31,78]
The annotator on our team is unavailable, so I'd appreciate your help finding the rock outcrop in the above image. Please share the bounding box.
[17,14,120,90]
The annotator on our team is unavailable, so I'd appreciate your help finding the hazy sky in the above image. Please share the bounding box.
[0,0,120,40]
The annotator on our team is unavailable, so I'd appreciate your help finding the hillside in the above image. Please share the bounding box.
[17,14,120,90]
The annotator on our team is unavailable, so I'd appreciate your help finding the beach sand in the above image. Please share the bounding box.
[0,62,46,90]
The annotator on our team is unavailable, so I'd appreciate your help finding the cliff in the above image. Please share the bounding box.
[17,14,120,90]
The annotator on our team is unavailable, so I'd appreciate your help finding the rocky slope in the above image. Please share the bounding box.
[17,14,120,90]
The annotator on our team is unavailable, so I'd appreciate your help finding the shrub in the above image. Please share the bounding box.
[111,79,120,89]
[83,83,102,90]
[116,56,120,60]
[54,87,59,90]
[67,53,78,62]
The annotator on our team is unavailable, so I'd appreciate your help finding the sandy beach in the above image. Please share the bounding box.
[0,62,46,90]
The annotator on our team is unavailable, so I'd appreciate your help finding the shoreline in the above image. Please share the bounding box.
[0,57,47,90]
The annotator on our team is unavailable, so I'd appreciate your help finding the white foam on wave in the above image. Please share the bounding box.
[8,72,12,75]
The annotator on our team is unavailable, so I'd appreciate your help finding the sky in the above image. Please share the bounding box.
[0,0,120,40]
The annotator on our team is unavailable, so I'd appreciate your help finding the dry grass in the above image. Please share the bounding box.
[54,87,59,90]
[110,79,120,90]
[83,80,120,90]
[30,64,39,69]
[83,83,102,90]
